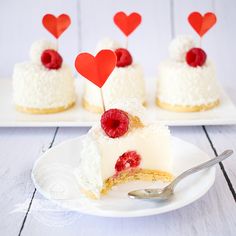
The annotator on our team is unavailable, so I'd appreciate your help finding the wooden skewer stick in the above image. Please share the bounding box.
[125,37,128,49]
[56,38,59,51]
[199,37,202,48]
[100,88,106,112]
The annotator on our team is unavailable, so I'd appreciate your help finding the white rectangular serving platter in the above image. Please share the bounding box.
[1,79,236,127]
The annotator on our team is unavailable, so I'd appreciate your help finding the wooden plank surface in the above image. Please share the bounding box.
[0,128,57,236]
[205,125,236,197]
[13,127,236,236]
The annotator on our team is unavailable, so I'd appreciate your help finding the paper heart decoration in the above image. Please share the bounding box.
[114,12,142,36]
[42,14,71,39]
[75,50,117,88]
[188,12,217,37]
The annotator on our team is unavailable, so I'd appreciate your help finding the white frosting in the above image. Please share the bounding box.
[13,62,76,109]
[83,64,146,110]
[169,35,196,62]
[157,59,220,106]
[157,35,220,107]
[75,123,172,198]
[30,40,58,65]
[74,134,103,197]
[13,40,76,109]
[95,38,121,53]
[106,98,147,124]
[83,38,145,111]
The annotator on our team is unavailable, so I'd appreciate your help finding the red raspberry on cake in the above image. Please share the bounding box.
[115,151,141,172]
[101,109,129,138]
[41,49,63,70]
[115,48,133,67]
[186,48,207,67]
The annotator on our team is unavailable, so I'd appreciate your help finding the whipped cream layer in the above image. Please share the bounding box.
[83,63,146,110]
[75,123,172,198]
[13,62,76,109]
[169,35,196,62]
[30,40,58,65]
[106,98,147,123]
[95,38,121,52]
[157,59,220,106]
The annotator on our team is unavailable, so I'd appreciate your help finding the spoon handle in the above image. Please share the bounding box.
[168,150,233,189]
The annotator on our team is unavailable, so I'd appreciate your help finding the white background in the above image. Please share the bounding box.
[1,0,235,88]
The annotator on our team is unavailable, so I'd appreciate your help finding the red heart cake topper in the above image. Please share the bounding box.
[114,12,142,36]
[188,12,217,37]
[75,50,117,88]
[42,14,71,39]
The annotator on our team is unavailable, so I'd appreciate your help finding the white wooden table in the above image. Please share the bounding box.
[0,0,236,235]
[0,126,236,236]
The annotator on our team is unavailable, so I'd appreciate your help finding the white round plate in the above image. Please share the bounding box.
[32,136,215,218]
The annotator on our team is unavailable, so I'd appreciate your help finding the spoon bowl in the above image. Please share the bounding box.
[128,187,173,200]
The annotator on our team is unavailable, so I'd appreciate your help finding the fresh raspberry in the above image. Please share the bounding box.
[186,47,207,67]
[101,109,129,138]
[41,49,63,70]
[115,151,141,172]
[115,48,133,67]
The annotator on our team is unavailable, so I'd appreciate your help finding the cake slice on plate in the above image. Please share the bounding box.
[75,46,172,199]
[75,102,173,199]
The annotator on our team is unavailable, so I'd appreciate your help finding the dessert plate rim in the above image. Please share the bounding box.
[0,79,236,127]
[32,135,216,218]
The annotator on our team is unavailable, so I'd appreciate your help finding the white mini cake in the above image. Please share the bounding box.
[75,102,172,199]
[156,35,220,112]
[82,38,146,113]
[13,40,76,114]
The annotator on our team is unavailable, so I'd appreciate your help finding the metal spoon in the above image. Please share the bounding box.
[128,150,233,200]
